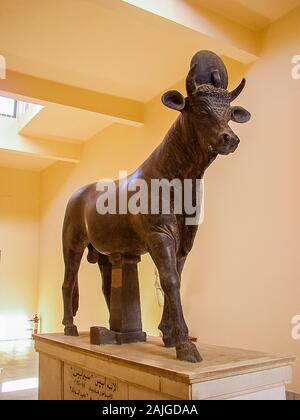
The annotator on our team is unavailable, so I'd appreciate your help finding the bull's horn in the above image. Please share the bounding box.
[230,78,246,101]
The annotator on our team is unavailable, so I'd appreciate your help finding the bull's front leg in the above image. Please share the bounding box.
[148,233,202,363]
[159,256,187,348]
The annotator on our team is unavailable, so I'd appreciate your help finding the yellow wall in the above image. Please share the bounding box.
[14,6,300,393]
[182,7,300,392]
[0,167,40,339]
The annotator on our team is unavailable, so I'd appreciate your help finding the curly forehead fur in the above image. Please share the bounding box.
[190,85,231,118]
[194,84,231,102]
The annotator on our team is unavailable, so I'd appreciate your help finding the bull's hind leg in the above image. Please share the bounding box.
[72,277,79,317]
[62,248,84,336]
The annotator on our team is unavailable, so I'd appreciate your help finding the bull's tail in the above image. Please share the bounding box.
[72,279,79,316]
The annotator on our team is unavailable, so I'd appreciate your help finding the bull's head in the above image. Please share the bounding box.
[162,51,251,155]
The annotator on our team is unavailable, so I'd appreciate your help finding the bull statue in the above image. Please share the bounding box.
[62,51,250,363]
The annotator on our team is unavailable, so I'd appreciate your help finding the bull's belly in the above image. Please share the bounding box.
[85,213,147,256]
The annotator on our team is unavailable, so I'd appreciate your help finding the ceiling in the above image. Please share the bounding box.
[0,0,210,103]
[0,149,54,172]
[1,0,299,105]
[0,0,299,172]
[20,104,113,144]
[192,0,300,30]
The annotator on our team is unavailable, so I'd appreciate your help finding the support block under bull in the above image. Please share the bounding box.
[90,254,147,345]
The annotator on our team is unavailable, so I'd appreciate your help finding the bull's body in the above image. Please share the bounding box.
[64,183,198,259]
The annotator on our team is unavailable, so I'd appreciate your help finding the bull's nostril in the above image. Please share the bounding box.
[223,134,231,144]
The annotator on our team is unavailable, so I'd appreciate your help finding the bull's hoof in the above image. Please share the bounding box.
[64,325,79,336]
[162,335,176,348]
[176,341,202,363]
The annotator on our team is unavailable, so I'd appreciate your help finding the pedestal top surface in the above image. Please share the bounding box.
[34,333,295,384]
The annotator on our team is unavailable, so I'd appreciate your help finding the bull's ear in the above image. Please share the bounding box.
[231,106,251,123]
[161,90,186,112]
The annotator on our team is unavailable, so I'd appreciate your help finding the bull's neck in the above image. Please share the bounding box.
[141,113,216,181]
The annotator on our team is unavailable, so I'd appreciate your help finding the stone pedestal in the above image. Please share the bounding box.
[91,255,146,345]
[34,333,295,400]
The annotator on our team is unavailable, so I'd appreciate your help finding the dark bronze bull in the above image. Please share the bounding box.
[62,51,250,362]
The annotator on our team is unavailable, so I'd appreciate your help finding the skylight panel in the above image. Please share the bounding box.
[0,96,17,118]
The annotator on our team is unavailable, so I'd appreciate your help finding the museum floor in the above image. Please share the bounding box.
[0,340,38,400]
